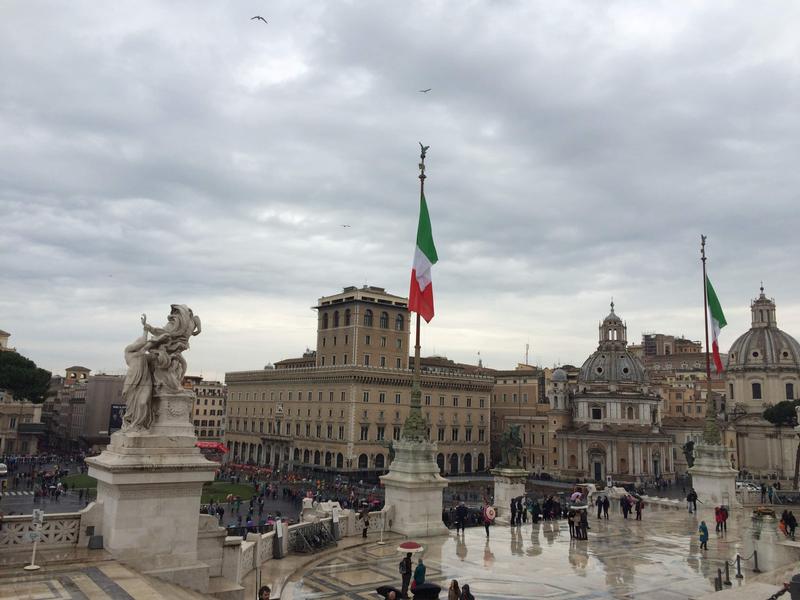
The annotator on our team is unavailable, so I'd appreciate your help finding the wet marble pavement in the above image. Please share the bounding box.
[284,504,755,599]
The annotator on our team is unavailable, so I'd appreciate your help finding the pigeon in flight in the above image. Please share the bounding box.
[418,88,432,93]
[341,224,351,228]
[251,16,268,24]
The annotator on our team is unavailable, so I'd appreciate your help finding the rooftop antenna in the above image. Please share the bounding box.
[525,342,530,366]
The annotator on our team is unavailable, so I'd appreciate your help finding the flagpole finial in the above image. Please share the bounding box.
[760,281,764,295]
[418,142,429,182]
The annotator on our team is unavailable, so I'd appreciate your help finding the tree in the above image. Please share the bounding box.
[763,400,800,427]
[763,400,800,490]
[0,351,51,403]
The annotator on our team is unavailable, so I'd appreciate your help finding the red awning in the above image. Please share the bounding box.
[195,441,229,453]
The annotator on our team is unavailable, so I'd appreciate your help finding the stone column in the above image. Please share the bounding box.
[490,467,528,525]
[688,443,740,507]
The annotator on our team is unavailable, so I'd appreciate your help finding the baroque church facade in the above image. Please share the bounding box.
[724,288,800,477]
[552,304,675,483]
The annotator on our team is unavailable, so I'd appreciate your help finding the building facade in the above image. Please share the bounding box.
[554,304,675,483]
[0,396,44,455]
[225,286,493,477]
[51,368,124,452]
[0,329,13,352]
[725,288,800,478]
[185,377,227,441]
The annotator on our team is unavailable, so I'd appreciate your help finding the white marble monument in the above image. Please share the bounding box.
[86,306,217,591]
[381,438,448,537]
[688,443,740,507]
[491,424,528,524]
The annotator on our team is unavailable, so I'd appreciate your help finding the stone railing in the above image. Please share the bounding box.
[0,512,81,550]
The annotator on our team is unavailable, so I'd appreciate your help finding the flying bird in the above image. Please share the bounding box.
[251,16,268,24]
[341,224,351,228]
[418,88,431,93]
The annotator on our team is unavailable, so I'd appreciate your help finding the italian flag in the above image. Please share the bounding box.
[706,275,727,373]
[409,191,438,322]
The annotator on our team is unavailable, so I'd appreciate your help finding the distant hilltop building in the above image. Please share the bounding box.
[0,329,14,352]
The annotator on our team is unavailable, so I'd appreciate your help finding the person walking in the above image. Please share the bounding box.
[596,495,603,519]
[602,496,610,519]
[482,501,493,537]
[768,485,774,504]
[510,498,517,526]
[460,584,475,600]
[621,496,630,519]
[399,552,412,599]
[635,499,643,521]
[714,507,723,533]
[448,579,461,600]
[699,521,709,551]
[455,501,468,534]
[761,482,767,503]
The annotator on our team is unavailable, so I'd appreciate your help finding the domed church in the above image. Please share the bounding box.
[725,287,800,477]
[554,303,675,483]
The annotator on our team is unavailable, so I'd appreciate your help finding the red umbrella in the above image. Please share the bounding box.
[397,541,424,553]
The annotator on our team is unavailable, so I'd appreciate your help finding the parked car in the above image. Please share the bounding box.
[736,481,760,492]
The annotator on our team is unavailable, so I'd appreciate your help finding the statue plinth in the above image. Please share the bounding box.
[687,443,740,508]
[86,391,217,584]
[491,467,528,524]
[380,438,449,537]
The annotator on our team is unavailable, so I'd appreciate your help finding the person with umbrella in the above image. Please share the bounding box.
[399,552,412,598]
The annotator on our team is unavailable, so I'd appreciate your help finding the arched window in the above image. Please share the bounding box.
[364,310,373,327]
[358,453,368,469]
[568,454,577,468]
[380,312,389,328]
[322,313,329,329]
[375,454,385,469]
[437,453,445,474]
[314,450,321,465]
[336,453,344,469]
[787,383,795,400]
[463,453,473,473]
[477,453,485,472]
[303,449,310,464]
[325,452,332,467]
[626,406,634,420]
[345,309,351,326]
[293,448,300,462]
[395,314,404,331]
[333,311,340,328]
[449,454,459,475]
[752,382,762,400]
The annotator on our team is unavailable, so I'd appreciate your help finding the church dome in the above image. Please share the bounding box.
[727,287,800,371]
[578,302,648,385]
[551,368,568,382]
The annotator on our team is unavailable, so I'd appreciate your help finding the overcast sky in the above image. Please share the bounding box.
[2,1,800,381]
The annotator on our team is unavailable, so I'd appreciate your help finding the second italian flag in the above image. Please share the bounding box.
[706,275,727,373]
[409,191,438,322]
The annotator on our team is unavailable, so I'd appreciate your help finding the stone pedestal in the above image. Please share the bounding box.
[86,392,217,588]
[490,467,528,524]
[741,512,799,573]
[688,443,740,508]
[380,439,448,537]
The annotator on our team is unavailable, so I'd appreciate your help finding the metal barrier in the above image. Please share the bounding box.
[287,520,336,554]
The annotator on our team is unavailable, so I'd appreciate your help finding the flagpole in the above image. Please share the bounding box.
[403,143,428,441]
[701,235,720,445]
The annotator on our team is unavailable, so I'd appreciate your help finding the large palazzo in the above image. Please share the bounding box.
[553,304,674,483]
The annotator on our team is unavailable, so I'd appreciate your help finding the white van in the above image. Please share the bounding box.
[0,463,7,476]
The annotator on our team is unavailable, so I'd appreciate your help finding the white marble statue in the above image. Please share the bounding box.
[122,305,201,431]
